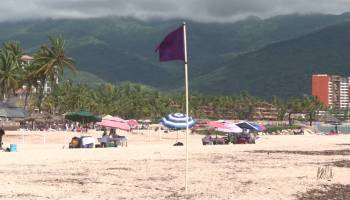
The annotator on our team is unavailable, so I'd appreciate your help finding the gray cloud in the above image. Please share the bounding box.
[1,0,350,22]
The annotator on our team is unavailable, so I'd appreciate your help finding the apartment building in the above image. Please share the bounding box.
[312,74,350,109]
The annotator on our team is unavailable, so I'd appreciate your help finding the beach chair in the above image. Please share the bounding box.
[97,137,116,147]
[108,135,127,147]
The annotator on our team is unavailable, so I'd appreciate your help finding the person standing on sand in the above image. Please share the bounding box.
[100,130,109,148]
[0,128,5,148]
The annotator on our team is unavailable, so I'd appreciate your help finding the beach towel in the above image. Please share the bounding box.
[80,136,95,148]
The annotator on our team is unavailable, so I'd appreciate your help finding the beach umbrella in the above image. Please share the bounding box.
[106,116,127,122]
[102,115,113,120]
[160,113,196,141]
[96,120,130,131]
[207,121,226,129]
[160,113,196,129]
[65,111,101,123]
[127,119,138,128]
[236,121,261,131]
[217,123,243,133]
[0,102,28,118]
[207,121,242,133]
[250,122,266,132]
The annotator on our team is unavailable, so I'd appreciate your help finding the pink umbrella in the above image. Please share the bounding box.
[127,119,138,128]
[217,123,242,133]
[107,117,127,122]
[97,120,130,131]
[208,121,243,133]
[207,121,226,129]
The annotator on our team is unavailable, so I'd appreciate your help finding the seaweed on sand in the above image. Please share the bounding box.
[296,184,350,200]
[249,150,350,156]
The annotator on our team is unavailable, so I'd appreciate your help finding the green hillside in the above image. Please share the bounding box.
[1,13,350,97]
[194,21,350,98]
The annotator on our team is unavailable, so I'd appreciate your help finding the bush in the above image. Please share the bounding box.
[265,125,301,133]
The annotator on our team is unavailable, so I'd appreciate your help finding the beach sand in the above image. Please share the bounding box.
[0,130,350,199]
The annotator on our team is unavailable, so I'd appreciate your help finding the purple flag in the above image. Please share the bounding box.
[156,25,185,62]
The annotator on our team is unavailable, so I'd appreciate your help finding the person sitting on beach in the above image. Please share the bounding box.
[109,129,115,137]
[100,130,109,148]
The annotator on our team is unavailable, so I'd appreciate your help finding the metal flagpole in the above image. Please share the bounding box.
[183,21,189,192]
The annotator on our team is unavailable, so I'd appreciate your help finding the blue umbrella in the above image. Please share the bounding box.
[236,121,262,131]
[161,113,196,129]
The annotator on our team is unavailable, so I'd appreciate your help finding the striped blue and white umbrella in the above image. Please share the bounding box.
[160,113,196,129]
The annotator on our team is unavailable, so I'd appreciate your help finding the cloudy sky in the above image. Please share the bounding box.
[2,0,350,22]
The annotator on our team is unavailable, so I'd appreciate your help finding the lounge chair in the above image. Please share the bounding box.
[112,135,128,147]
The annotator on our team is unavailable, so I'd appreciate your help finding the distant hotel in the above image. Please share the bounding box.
[312,74,350,109]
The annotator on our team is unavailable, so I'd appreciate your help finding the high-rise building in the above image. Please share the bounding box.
[312,74,350,109]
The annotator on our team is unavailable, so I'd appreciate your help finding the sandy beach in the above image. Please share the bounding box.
[0,130,350,199]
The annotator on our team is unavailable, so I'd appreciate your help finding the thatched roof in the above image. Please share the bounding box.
[25,113,65,122]
[317,114,340,123]
[0,102,28,118]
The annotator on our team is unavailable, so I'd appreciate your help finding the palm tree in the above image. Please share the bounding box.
[0,50,21,100]
[272,95,288,121]
[22,61,42,110]
[34,36,76,111]
[302,96,324,126]
[35,35,76,85]
[4,41,23,65]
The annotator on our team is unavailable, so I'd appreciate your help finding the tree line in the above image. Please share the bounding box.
[41,81,324,126]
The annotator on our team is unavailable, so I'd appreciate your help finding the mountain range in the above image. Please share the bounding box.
[2,13,350,98]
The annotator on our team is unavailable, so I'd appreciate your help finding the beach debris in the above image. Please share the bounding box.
[317,166,334,180]
[296,184,350,200]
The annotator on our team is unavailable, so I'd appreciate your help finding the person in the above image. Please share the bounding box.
[109,129,115,137]
[0,128,5,149]
[335,125,338,134]
[109,129,118,146]
[100,130,109,148]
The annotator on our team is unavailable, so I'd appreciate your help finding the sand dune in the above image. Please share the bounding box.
[0,130,350,199]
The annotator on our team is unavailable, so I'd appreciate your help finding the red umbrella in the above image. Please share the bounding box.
[97,120,130,131]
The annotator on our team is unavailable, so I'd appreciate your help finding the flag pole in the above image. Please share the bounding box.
[183,21,189,192]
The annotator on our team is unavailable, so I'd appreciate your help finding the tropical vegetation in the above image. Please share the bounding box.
[0,36,329,126]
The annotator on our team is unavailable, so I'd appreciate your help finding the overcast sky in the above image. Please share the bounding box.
[2,0,350,22]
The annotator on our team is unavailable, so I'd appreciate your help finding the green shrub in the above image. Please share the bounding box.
[265,125,301,133]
